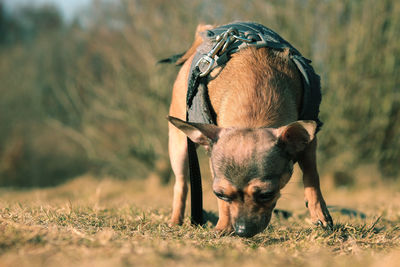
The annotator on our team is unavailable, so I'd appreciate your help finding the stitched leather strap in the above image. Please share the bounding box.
[187,138,203,225]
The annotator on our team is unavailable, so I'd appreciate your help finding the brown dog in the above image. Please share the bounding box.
[167,24,332,237]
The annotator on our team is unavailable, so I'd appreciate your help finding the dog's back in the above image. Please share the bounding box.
[208,47,303,128]
[169,25,304,130]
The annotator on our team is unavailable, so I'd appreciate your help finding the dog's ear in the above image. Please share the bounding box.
[167,116,221,147]
[273,121,317,155]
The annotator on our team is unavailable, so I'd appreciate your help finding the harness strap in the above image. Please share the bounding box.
[187,138,203,225]
[186,66,204,225]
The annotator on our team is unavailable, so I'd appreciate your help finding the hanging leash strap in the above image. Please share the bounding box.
[186,67,204,225]
[187,138,203,225]
[185,27,251,225]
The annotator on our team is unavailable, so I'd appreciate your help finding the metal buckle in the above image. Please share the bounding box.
[195,27,255,77]
[196,55,215,77]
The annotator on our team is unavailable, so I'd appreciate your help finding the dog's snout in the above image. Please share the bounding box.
[234,219,258,238]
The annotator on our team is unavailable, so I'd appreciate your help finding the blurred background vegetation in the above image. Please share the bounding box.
[0,0,398,187]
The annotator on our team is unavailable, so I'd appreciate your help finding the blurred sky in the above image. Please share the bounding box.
[3,0,91,21]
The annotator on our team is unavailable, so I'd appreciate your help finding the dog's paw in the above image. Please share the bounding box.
[215,219,233,235]
[168,217,183,227]
[214,225,234,236]
[306,199,333,229]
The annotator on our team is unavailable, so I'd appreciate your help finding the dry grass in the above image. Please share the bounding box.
[1,1,400,266]
[1,166,400,267]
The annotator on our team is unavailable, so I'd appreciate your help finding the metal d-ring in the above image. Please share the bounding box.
[195,27,254,77]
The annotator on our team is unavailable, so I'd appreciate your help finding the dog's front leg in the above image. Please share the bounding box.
[209,159,233,233]
[168,124,189,226]
[215,199,233,232]
[298,138,333,227]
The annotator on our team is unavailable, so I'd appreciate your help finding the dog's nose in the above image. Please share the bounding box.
[234,219,258,238]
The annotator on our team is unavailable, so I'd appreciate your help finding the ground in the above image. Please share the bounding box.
[1,164,400,267]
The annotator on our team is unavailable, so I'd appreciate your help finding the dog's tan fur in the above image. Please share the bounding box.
[167,24,332,236]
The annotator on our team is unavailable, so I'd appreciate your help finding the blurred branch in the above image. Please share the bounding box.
[1,0,400,186]
[47,119,97,159]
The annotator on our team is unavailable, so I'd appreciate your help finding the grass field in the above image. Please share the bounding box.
[1,164,399,267]
[1,1,399,266]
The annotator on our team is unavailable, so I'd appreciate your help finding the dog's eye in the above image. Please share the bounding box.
[213,191,232,203]
[255,191,275,203]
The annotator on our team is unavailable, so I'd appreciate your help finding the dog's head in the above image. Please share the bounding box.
[168,116,316,237]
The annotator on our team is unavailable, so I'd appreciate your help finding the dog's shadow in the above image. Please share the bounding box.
[203,210,219,226]
[203,206,366,226]
[203,209,294,226]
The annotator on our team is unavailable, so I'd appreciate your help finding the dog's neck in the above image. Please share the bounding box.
[208,47,303,129]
